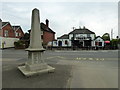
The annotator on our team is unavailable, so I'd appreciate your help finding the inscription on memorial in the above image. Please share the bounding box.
[33,53,38,64]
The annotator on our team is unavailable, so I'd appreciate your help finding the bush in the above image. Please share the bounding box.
[14,40,25,49]
[110,39,120,49]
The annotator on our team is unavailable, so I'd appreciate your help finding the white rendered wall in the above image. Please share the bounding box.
[69,34,73,40]
[90,34,95,40]
[0,37,19,48]
[51,39,72,47]
[94,37,104,47]
[57,39,71,47]
[70,34,95,40]
[52,41,58,47]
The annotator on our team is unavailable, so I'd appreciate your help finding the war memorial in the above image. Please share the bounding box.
[18,8,55,77]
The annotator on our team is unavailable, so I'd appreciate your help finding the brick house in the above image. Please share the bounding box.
[12,26,24,38]
[0,22,15,38]
[0,20,24,48]
[41,19,55,45]
[0,22,24,39]
[28,19,56,47]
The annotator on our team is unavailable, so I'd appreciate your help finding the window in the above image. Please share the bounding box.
[99,42,102,46]
[54,41,57,45]
[19,33,21,36]
[58,41,62,46]
[15,32,19,37]
[4,30,9,37]
[41,35,43,39]
[95,42,99,46]
[65,40,68,45]
[87,34,90,38]
[71,37,74,40]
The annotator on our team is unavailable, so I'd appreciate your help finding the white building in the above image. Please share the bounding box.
[68,27,95,48]
[48,34,71,47]
[50,27,105,49]
[93,36,104,47]
[57,34,71,47]
[52,27,95,47]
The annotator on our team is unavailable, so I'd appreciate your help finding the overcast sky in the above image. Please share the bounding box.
[1,1,118,39]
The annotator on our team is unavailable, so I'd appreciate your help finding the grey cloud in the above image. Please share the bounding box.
[1,2,118,38]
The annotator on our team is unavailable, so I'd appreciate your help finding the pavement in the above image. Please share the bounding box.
[3,64,72,88]
[1,48,119,89]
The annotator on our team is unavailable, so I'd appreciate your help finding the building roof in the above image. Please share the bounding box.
[94,36,104,40]
[2,22,9,27]
[0,18,2,22]
[57,34,69,39]
[29,23,55,34]
[69,27,95,34]
[41,23,55,34]
[12,26,21,31]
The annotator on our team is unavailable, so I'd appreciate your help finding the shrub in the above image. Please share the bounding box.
[14,40,25,49]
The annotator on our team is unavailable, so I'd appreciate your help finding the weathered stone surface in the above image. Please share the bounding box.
[18,65,55,77]
[27,8,43,50]
[18,8,55,76]
[25,63,47,71]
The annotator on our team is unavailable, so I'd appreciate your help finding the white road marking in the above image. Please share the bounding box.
[96,58,99,60]
[76,57,105,61]
[83,58,86,60]
[100,58,104,61]
[89,58,93,60]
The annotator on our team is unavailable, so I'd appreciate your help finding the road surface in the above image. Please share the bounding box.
[2,49,118,88]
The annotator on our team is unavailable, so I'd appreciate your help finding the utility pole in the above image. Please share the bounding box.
[111,29,113,40]
[72,27,75,50]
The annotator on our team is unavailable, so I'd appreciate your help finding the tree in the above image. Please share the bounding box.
[22,33,30,40]
[20,32,30,48]
[102,33,110,41]
[110,39,120,49]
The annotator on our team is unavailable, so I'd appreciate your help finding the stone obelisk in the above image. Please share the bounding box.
[18,8,55,77]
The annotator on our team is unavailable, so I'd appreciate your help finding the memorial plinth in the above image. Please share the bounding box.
[18,8,55,77]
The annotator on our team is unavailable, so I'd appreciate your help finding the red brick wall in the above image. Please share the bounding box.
[2,24,15,38]
[0,29,2,36]
[43,31,55,44]
[15,29,24,38]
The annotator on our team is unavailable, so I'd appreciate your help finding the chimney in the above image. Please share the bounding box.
[79,26,81,29]
[83,26,86,29]
[46,19,49,27]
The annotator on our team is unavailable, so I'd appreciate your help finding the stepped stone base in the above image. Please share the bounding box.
[18,64,55,77]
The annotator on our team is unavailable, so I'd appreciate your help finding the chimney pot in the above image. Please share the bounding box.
[46,19,49,27]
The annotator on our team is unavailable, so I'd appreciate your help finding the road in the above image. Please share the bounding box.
[2,48,118,88]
